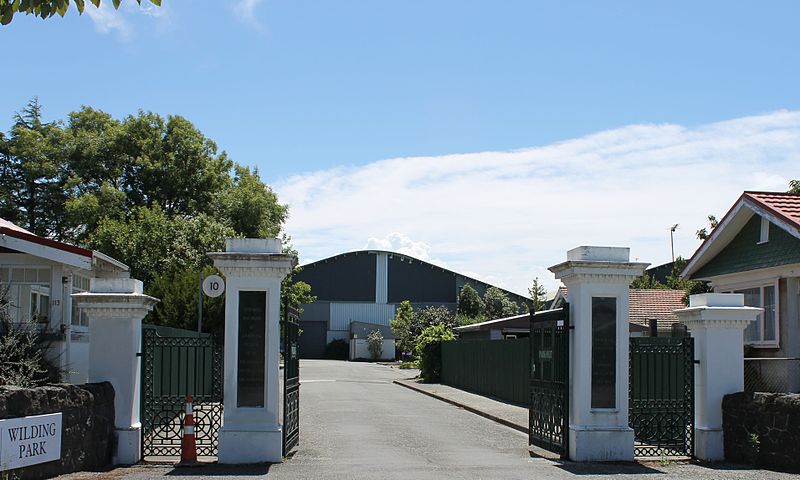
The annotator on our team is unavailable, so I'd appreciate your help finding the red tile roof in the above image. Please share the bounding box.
[628,289,686,327]
[744,191,800,229]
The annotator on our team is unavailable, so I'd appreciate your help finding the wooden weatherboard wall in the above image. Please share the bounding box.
[693,216,800,279]
[441,339,529,405]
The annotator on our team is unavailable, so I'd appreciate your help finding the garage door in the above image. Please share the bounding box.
[298,321,327,359]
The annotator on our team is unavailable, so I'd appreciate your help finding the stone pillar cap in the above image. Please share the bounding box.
[674,294,762,326]
[567,246,630,262]
[226,238,282,254]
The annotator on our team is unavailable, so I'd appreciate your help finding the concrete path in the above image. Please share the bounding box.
[57,360,795,480]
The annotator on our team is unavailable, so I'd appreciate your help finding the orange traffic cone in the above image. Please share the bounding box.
[175,394,199,466]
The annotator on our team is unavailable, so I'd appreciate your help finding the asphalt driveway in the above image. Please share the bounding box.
[58,359,795,480]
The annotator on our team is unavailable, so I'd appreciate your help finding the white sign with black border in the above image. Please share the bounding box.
[0,412,62,471]
[202,274,226,298]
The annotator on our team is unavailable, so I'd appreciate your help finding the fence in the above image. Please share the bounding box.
[440,338,529,405]
[744,358,800,393]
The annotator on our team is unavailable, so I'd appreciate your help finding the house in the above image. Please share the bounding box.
[456,288,686,339]
[0,218,129,383]
[292,250,530,358]
[681,191,800,392]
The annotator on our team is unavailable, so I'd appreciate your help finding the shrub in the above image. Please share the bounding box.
[0,293,61,387]
[324,339,349,360]
[415,323,455,382]
[367,329,384,360]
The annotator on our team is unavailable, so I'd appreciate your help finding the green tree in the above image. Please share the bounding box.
[664,256,713,304]
[483,287,520,319]
[630,272,667,289]
[390,300,415,355]
[528,277,548,312]
[0,98,69,239]
[146,266,226,334]
[218,165,287,238]
[456,283,484,319]
[415,323,455,382]
[1,0,161,25]
[789,180,800,193]
[696,214,719,240]
[367,330,384,360]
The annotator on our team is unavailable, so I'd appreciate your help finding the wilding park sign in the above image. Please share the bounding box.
[0,413,62,470]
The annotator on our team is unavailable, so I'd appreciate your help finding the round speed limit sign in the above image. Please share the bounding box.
[202,274,226,297]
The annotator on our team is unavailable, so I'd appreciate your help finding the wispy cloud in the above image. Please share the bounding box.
[85,1,132,40]
[84,0,171,41]
[233,0,264,29]
[276,111,800,296]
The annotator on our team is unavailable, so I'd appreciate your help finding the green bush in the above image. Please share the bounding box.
[0,293,61,387]
[415,323,455,382]
[367,329,384,360]
[324,339,349,360]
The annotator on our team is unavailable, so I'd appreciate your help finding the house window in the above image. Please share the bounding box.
[732,284,778,346]
[758,217,770,244]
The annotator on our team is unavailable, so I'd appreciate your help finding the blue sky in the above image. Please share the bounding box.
[3,1,800,293]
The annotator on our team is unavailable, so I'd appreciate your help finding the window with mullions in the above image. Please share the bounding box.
[731,284,777,346]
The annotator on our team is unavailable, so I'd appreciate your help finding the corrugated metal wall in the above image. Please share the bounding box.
[375,252,388,303]
[330,303,397,331]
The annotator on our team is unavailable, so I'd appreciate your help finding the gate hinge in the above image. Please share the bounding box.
[693,359,700,364]
[135,352,143,357]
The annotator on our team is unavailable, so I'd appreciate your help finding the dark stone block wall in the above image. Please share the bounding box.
[723,391,800,472]
[0,382,115,480]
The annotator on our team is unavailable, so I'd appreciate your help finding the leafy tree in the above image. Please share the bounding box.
[0,0,161,25]
[483,287,520,319]
[456,283,484,319]
[218,165,287,238]
[528,277,548,312]
[146,266,226,334]
[0,98,69,239]
[390,300,415,355]
[696,214,719,240]
[1,99,307,333]
[367,330,384,360]
[414,305,459,332]
[629,272,668,290]
[664,257,712,304]
[415,323,455,382]
[789,180,800,194]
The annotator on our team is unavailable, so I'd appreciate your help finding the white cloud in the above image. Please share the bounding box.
[85,1,132,40]
[84,1,171,41]
[233,0,264,29]
[276,110,800,296]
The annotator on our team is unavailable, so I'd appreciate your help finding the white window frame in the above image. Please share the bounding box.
[726,280,779,348]
[758,216,770,244]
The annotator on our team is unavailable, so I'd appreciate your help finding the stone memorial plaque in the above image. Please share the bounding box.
[237,291,266,408]
[591,297,616,409]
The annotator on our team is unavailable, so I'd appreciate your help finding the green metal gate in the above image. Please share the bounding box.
[529,304,570,458]
[629,336,695,458]
[282,302,300,456]
[141,325,223,458]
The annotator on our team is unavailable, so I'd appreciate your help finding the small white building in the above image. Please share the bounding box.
[0,218,129,384]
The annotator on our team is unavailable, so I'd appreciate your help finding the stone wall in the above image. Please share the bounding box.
[723,391,800,472]
[0,382,115,480]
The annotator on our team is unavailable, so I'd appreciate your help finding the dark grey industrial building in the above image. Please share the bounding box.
[292,250,529,358]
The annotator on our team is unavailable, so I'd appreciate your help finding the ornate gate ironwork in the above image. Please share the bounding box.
[629,336,695,458]
[282,302,300,456]
[141,325,223,458]
[529,304,570,458]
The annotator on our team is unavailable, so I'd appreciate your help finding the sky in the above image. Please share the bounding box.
[2,1,800,295]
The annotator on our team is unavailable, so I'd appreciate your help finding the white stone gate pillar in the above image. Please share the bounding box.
[209,238,297,464]
[72,278,158,465]
[674,294,761,462]
[549,246,648,461]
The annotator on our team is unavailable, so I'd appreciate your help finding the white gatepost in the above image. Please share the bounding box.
[674,294,761,462]
[209,238,297,464]
[549,246,648,461]
[72,278,158,465]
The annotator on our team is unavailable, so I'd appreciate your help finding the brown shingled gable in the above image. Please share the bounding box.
[628,289,685,328]
[744,191,800,229]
